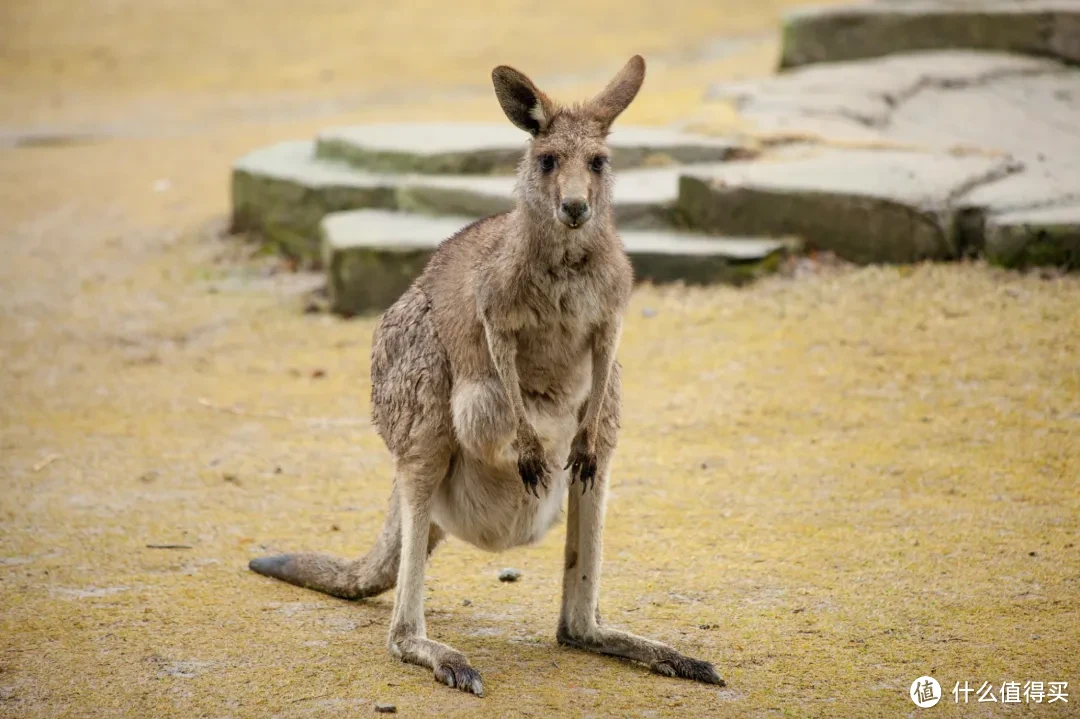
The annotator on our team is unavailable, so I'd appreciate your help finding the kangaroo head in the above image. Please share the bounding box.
[491,56,646,231]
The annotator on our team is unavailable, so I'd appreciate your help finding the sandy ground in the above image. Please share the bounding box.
[2,1,1079,717]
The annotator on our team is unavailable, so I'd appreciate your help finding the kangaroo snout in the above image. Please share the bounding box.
[558,197,591,228]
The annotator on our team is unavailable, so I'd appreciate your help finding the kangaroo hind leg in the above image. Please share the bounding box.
[557,367,723,685]
[389,452,484,697]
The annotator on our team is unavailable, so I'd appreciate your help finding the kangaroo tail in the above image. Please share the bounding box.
[249,486,441,600]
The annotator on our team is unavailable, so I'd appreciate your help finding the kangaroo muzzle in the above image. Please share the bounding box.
[558,197,591,228]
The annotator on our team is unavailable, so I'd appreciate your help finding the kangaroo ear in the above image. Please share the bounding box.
[589,55,646,129]
[492,65,555,136]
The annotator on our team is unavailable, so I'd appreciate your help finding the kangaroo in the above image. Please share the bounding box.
[249,55,723,696]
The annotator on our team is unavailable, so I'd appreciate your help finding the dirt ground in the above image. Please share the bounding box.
[2,2,1078,717]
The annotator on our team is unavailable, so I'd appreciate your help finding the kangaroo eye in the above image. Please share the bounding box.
[590,155,608,173]
[538,154,556,173]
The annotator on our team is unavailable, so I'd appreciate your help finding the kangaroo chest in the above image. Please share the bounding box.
[512,267,607,395]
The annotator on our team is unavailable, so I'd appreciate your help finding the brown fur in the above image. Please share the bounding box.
[250,55,723,696]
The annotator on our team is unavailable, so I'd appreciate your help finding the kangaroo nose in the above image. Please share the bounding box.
[560,198,589,222]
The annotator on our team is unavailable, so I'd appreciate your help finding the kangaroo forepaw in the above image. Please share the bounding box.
[565,444,600,490]
[434,660,485,696]
[651,656,725,686]
[517,449,549,497]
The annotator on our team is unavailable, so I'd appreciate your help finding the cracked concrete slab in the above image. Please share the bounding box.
[780,0,1080,68]
[676,148,1016,263]
[315,123,748,174]
[321,210,793,313]
[232,141,705,263]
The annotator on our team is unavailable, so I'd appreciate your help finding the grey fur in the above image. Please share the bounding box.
[250,55,723,695]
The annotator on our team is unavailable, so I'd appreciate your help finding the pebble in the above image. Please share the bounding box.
[374,703,397,713]
[498,568,522,582]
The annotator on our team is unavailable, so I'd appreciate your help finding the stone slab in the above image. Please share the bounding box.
[676,148,1015,263]
[232,140,700,263]
[707,50,1062,139]
[320,210,793,313]
[232,140,398,260]
[700,51,1080,266]
[984,203,1080,268]
[885,69,1080,220]
[315,123,748,174]
[780,1,1080,68]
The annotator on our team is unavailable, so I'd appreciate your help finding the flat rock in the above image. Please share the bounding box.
[233,141,701,263]
[701,51,1080,266]
[316,123,748,174]
[984,203,1080,268]
[780,0,1080,68]
[320,210,793,313]
[885,68,1080,217]
[232,141,398,260]
[707,50,1062,141]
[677,148,1016,263]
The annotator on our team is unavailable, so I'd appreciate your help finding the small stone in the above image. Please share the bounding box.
[331,524,341,532]
[223,473,240,485]
[498,568,522,582]
[1028,551,1037,557]
[462,599,472,606]
[374,703,397,713]
[311,369,327,379]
